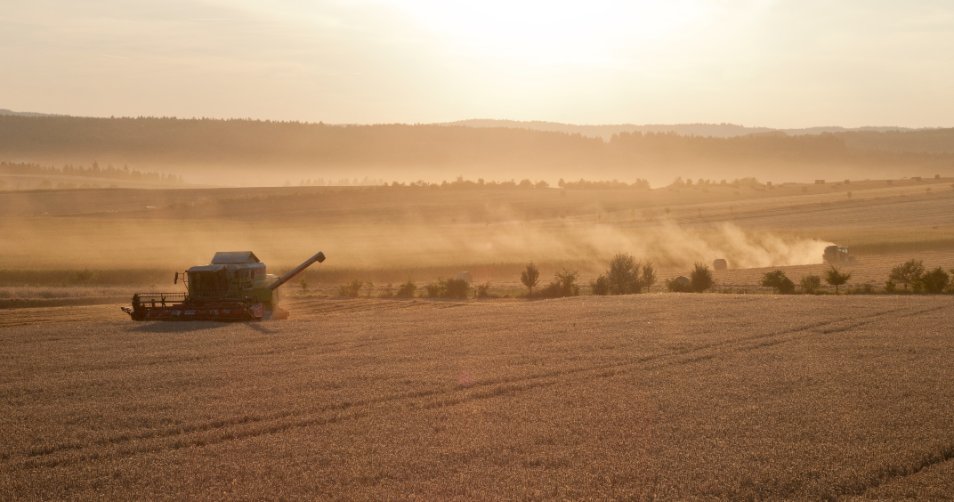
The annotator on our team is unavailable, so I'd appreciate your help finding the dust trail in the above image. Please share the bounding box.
[322,219,832,271]
[0,215,830,272]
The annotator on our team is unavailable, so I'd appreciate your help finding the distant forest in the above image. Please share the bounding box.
[1,115,952,185]
[0,160,185,190]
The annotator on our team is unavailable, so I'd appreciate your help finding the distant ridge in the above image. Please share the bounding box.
[1,114,952,187]
[447,119,918,140]
[0,108,57,117]
[0,109,921,137]
[446,120,775,139]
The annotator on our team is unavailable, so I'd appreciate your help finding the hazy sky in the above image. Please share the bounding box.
[3,0,953,127]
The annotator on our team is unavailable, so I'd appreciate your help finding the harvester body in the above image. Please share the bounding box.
[823,245,855,265]
[122,251,325,321]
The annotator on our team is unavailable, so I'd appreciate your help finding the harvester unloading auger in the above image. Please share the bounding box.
[122,251,325,321]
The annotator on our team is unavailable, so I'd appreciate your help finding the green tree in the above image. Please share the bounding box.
[540,269,580,298]
[591,275,610,295]
[554,269,579,296]
[475,282,493,298]
[607,253,640,294]
[597,254,657,295]
[395,280,417,298]
[920,267,950,294]
[825,267,851,294]
[520,262,540,297]
[690,264,714,293]
[442,278,471,299]
[889,259,925,292]
[800,274,822,294]
[641,263,657,291]
[338,279,363,298]
[424,280,445,298]
[666,276,692,292]
[762,270,795,294]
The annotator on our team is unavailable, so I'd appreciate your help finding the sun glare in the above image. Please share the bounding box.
[397,0,703,67]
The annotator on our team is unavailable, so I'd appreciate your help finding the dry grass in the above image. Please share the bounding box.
[1,295,953,499]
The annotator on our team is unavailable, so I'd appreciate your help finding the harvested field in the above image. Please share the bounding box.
[2,295,953,499]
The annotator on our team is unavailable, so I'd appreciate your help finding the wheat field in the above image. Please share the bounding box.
[3,179,954,499]
[2,295,953,499]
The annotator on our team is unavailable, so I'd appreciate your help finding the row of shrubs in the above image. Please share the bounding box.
[760,268,849,294]
[332,255,710,300]
[335,278,493,299]
[331,256,954,300]
[760,259,952,295]
[522,256,718,297]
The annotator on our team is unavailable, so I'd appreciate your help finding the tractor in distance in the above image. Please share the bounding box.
[823,245,855,265]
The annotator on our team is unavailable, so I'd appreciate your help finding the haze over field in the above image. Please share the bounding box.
[4,2,954,500]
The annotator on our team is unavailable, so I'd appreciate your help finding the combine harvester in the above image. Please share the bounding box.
[122,251,325,321]
[823,245,856,265]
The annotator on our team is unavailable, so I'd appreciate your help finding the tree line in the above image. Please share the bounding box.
[0,161,183,183]
[2,116,952,178]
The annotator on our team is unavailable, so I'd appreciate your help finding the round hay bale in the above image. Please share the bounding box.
[713,259,728,271]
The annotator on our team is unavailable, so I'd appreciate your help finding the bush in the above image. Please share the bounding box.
[395,281,417,298]
[800,275,822,294]
[591,274,610,295]
[666,276,692,292]
[921,267,950,294]
[520,262,540,297]
[593,254,656,295]
[825,267,851,294]
[606,254,639,294]
[443,278,471,299]
[424,278,470,299]
[641,264,657,291]
[884,280,897,293]
[338,279,364,298]
[889,259,925,292]
[475,282,493,298]
[762,270,795,294]
[690,264,714,293]
[538,269,580,298]
[424,281,444,298]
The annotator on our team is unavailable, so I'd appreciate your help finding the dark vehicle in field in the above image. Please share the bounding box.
[823,245,855,265]
[122,250,325,321]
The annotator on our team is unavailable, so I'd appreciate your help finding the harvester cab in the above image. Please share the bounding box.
[122,251,325,321]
